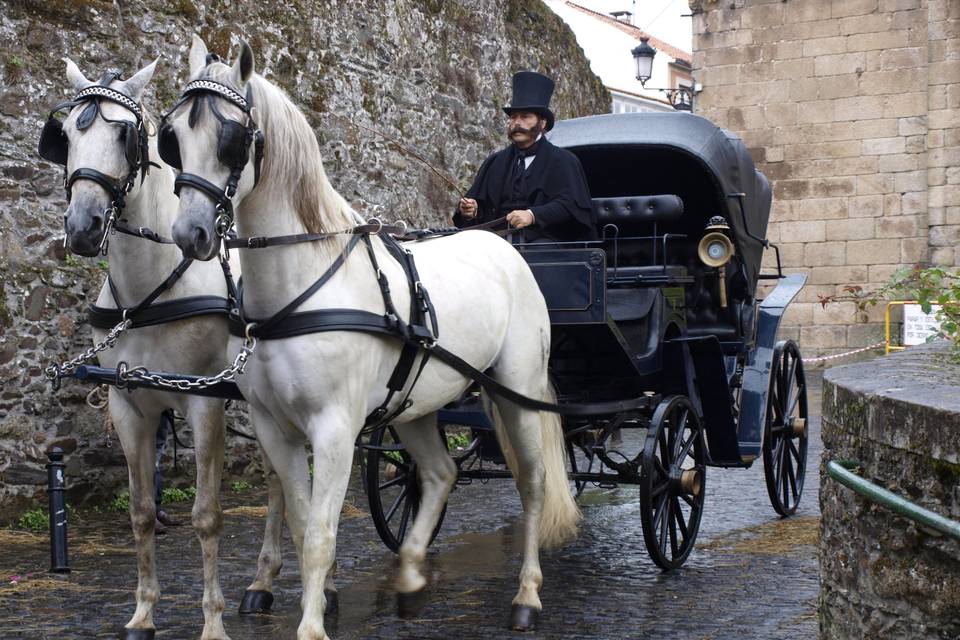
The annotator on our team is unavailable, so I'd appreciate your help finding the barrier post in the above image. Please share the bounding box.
[47,447,70,573]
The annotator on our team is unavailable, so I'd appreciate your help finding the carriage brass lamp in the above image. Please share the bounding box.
[631,36,695,112]
[697,216,735,308]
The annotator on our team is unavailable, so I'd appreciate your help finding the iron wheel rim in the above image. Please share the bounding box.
[762,340,809,517]
[639,395,706,571]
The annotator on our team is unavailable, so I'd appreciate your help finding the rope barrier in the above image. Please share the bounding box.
[802,341,886,364]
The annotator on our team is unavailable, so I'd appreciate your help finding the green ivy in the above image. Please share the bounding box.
[231,480,253,493]
[16,507,49,531]
[107,492,130,513]
[161,486,196,503]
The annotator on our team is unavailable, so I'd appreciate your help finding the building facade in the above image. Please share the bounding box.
[690,0,960,353]
[547,1,694,113]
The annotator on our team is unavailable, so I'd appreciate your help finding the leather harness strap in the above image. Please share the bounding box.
[225,223,657,419]
[89,295,232,330]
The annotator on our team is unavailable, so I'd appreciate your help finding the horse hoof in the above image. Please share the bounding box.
[239,589,275,614]
[122,629,155,640]
[510,604,539,631]
[324,588,339,614]
[396,589,427,619]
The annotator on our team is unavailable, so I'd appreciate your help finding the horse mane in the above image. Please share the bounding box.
[202,64,355,235]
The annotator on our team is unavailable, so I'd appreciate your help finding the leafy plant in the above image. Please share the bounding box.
[820,264,960,347]
[161,486,196,503]
[107,492,130,513]
[97,259,109,270]
[231,480,253,493]
[16,508,49,531]
[445,430,471,450]
[63,255,81,267]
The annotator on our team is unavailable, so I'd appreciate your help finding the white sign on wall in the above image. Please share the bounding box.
[902,304,942,346]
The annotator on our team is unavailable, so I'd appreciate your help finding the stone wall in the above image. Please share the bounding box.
[690,0,960,354]
[0,0,609,519]
[820,342,960,639]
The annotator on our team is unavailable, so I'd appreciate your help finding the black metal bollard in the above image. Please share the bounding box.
[47,447,70,574]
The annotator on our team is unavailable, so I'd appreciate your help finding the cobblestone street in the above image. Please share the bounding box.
[0,373,821,639]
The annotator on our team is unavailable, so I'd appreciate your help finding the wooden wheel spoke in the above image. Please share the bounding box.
[677,432,697,462]
[787,437,802,464]
[672,496,689,542]
[668,498,679,557]
[781,447,794,505]
[378,473,408,492]
[397,495,413,540]
[679,492,697,508]
[658,428,671,468]
[659,497,671,556]
[653,457,669,479]
[785,448,798,498]
[384,483,409,523]
[650,479,670,499]
[672,411,689,458]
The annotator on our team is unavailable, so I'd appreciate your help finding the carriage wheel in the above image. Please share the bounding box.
[639,396,706,571]
[762,340,809,517]
[366,425,447,553]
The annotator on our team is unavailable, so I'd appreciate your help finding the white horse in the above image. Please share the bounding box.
[53,58,286,640]
[167,37,580,640]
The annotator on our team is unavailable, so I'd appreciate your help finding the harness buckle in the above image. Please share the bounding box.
[409,324,437,349]
[246,236,268,249]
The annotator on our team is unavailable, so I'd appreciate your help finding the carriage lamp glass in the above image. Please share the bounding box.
[631,37,656,86]
[706,239,727,261]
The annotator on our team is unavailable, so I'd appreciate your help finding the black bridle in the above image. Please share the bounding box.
[159,77,265,238]
[38,70,157,254]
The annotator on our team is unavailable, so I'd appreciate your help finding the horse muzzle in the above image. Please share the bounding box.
[63,203,107,257]
[172,213,219,261]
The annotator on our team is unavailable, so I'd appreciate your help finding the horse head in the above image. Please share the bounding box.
[167,36,261,261]
[46,58,158,256]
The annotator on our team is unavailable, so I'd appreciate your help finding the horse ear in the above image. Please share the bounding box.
[189,35,209,77]
[232,40,255,85]
[122,57,159,102]
[64,57,92,91]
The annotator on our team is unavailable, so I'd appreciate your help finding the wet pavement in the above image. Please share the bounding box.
[0,373,822,639]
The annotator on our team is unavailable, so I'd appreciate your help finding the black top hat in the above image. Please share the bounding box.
[502,71,555,131]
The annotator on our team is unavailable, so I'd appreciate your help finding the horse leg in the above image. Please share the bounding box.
[491,399,547,630]
[296,413,356,640]
[110,392,162,639]
[249,407,311,579]
[240,444,285,615]
[186,397,231,640]
[391,415,457,616]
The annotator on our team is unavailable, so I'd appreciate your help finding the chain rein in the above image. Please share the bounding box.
[44,316,132,390]
[116,333,256,391]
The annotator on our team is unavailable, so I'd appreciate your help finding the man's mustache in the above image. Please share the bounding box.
[509,123,543,136]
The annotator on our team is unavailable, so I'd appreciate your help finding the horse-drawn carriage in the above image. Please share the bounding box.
[43,44,807,636]
[364,111,809,570]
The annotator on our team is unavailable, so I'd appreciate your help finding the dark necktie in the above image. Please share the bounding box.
[509,140,540,200]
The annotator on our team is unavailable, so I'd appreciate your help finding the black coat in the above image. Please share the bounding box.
[454,138,596,241]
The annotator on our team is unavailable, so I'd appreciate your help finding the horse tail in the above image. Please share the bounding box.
[487,387,581,549]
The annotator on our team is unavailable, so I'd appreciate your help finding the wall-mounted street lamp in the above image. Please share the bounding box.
[630,36,696,112]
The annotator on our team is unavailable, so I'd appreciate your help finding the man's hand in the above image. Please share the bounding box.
[459,197,478,219]
[506,209,535,229]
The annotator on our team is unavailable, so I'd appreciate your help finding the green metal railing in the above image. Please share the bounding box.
[827,459,960,542]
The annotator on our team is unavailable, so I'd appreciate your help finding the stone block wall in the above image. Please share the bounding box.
[821,342,960,639]
[0,0,609,518]
[690,0,960,354]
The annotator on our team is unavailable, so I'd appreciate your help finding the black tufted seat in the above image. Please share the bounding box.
[592,195,684,235]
